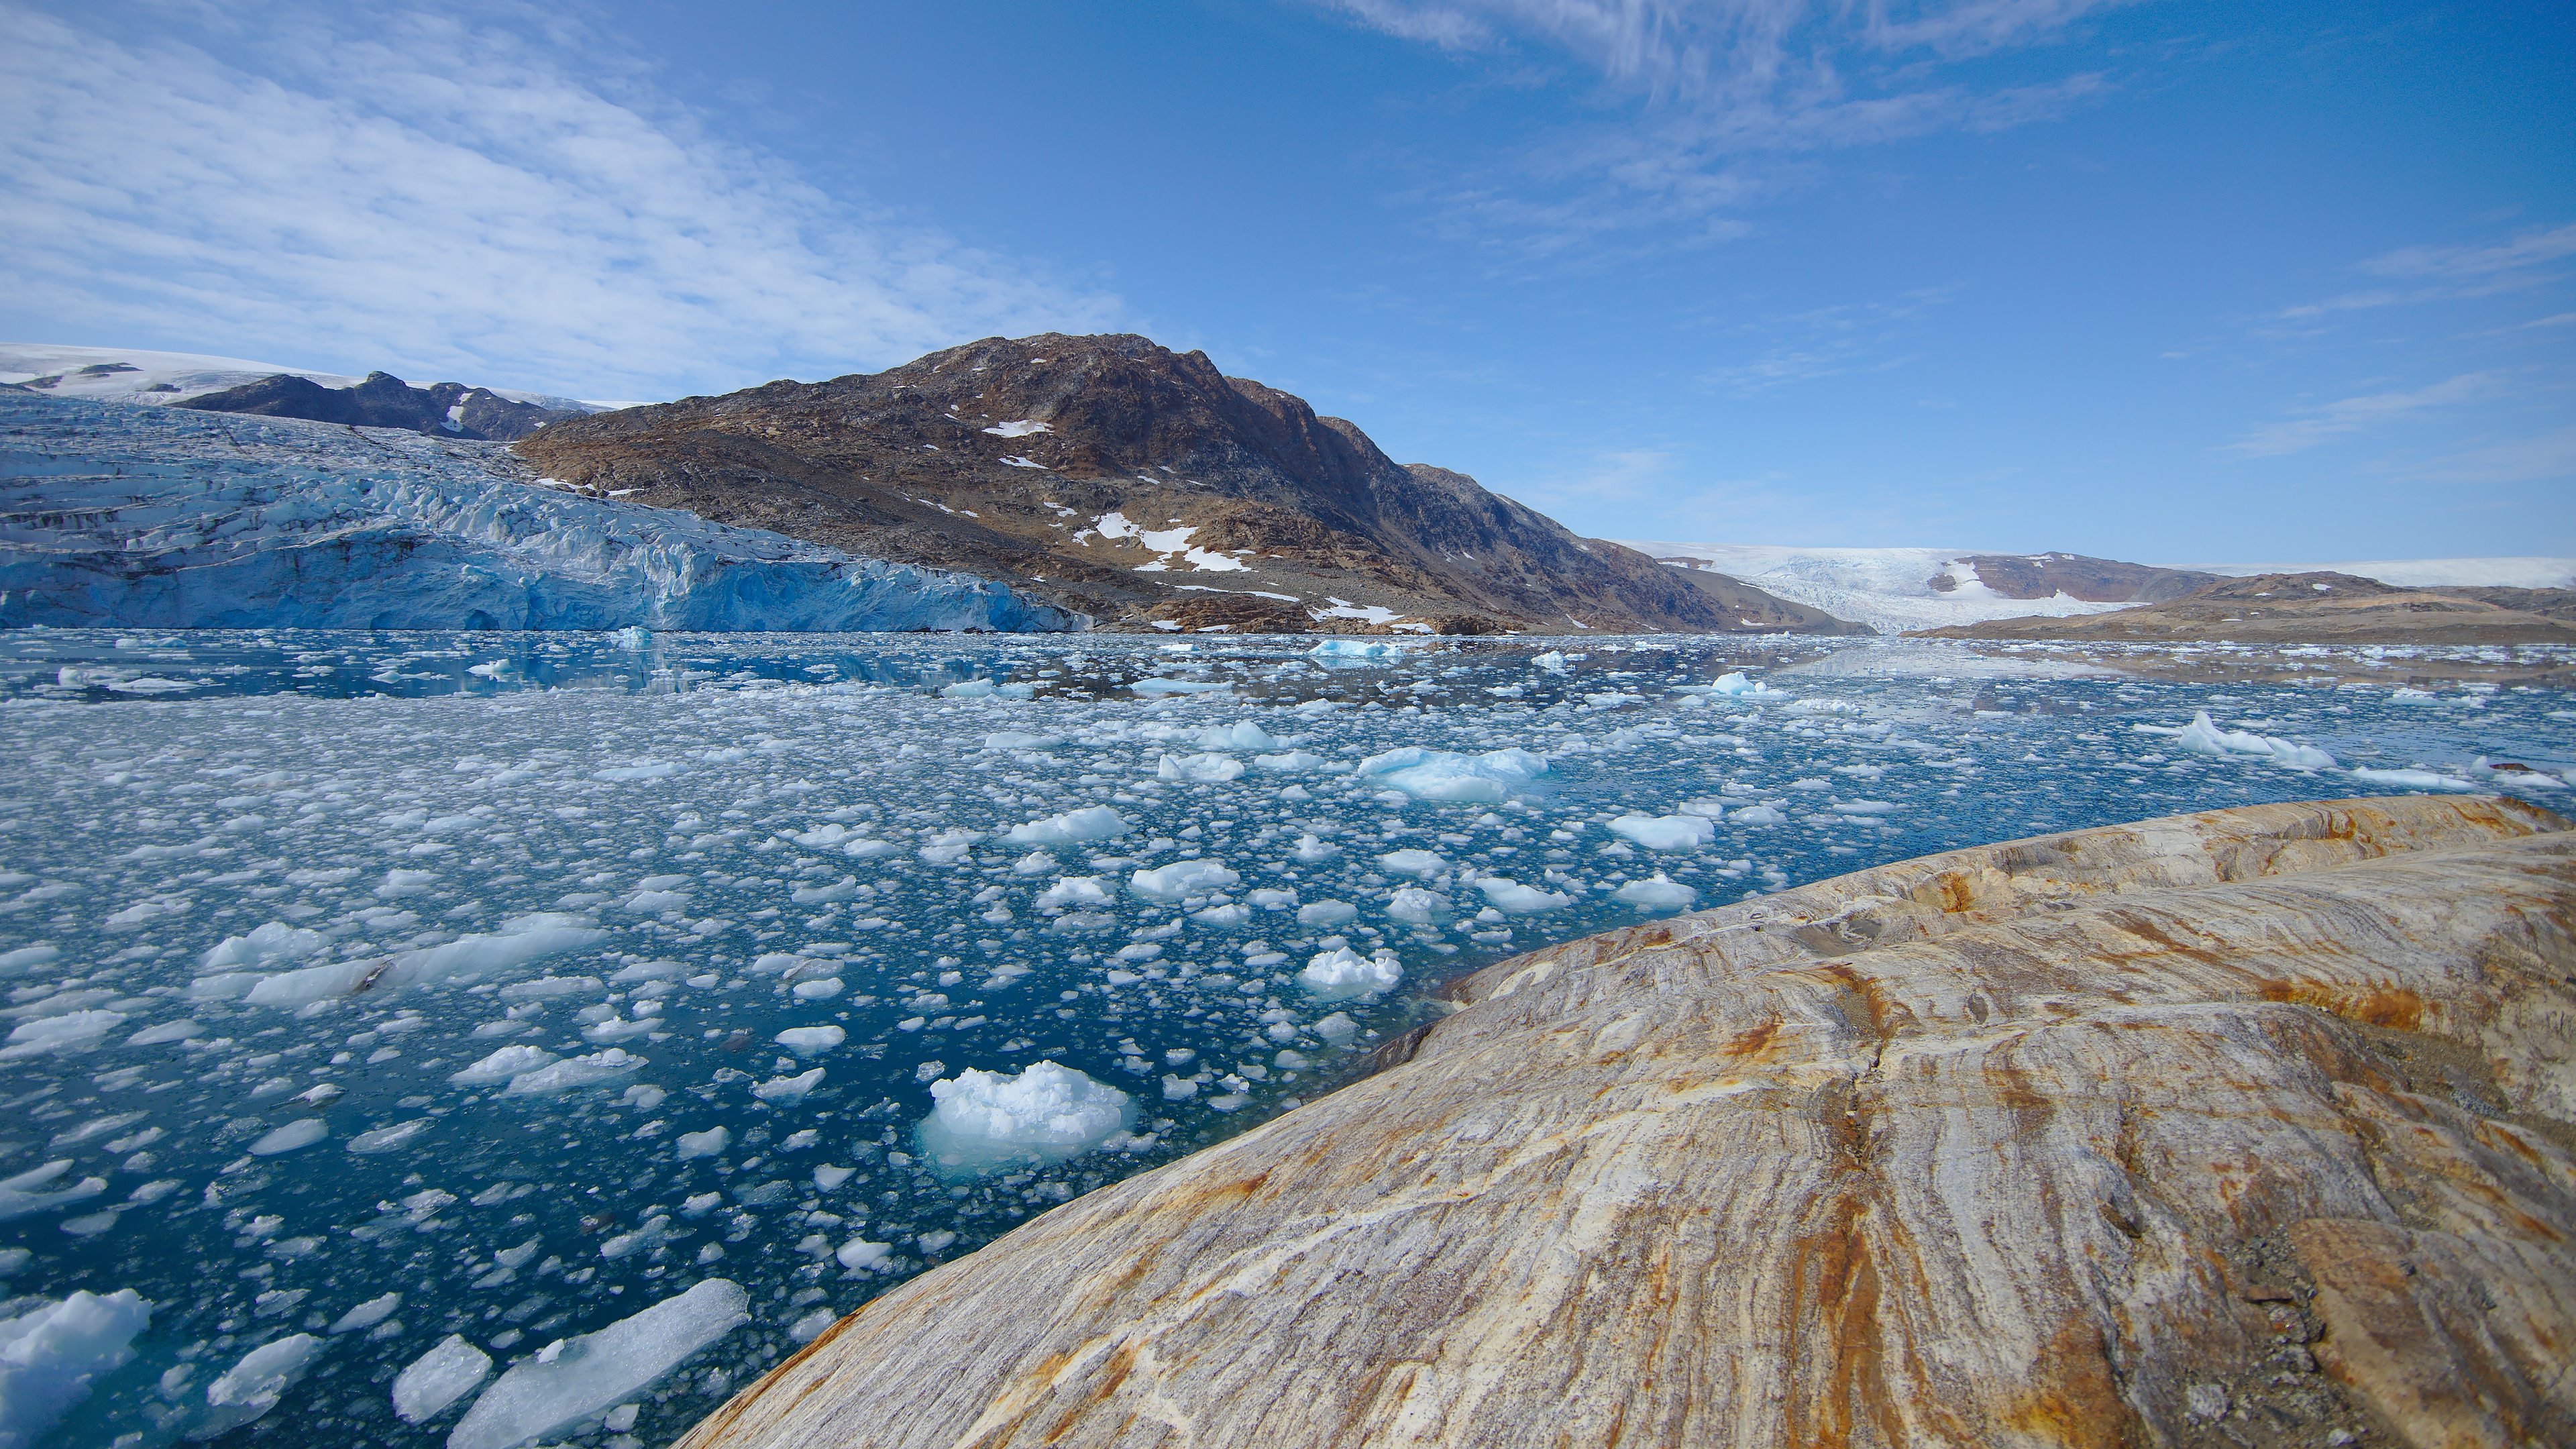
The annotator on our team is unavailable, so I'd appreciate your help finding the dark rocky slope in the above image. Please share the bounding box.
[177,370,582,441]
[1931,551,2216,602]
[513,333,1868,635]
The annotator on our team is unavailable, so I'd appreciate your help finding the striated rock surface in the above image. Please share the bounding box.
[684,796,2575,1449]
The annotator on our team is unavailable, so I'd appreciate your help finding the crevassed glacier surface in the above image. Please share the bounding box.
[0,395,1074,633]
[0,629,2565,1448]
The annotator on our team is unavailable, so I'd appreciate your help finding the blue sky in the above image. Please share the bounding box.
[4,0,2569,564]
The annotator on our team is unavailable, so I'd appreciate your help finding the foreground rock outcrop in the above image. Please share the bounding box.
[685,796,2574,1449]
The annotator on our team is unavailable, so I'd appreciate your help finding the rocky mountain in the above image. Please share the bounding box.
[1910,571,2576,644]
[1927,551,2214,602]
[677,796,2575,1449]
[515,333,1868,635]
[176,370,583,441]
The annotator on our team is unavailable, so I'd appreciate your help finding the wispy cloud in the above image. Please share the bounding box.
[2226,372,2504,458]
[0,3,1122,400]
[2402,424,2576,486]
[1697,288,1951,394]
[1323,1,2122,260]
[2271,222,2575,323]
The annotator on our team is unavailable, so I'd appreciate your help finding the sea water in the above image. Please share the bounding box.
[1,629,2567,1449]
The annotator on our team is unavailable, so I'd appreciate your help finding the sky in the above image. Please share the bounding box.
[3,0,2570,565]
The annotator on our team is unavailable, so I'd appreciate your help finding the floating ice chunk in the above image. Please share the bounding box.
[2167,712,2336,769]
[1130,859,1241,902]
[814,1165,854,1191]
[790,977,843,1000]
[346,1119,431,1155]
[1730,804,1787,825]
[0,1163,105,1223]
[1034,876,1114,910]
[199,921,326,973]
[1128,677,1234,695]
[239,960,376,1008]
[451,1044,559,1086]
[0,945,62,975]
[374,914,611,992]
[676,1126,730,1159]
[983,731,1066,750]
[1314,1012,1358,1042]
[1385,888,1447,924]
[1252,751,1326,772]
[0,1288,151,1449]
[2389,687,2439,703]
[1356,747,1550,803]
[1473,877,1573,913]
[1296,900,1357,927]
[500,1048,645,1095]
[1607,814,1716,850]
[835,1237,892,1271]
[124,1019,203,1046]
[447,1280,749,1449]
[1531,651,1568,672]
[1711,670,1784,697]
[2347,767,2479,792]
[329,1293,400,1334]
[1161,1075,1197,1100]
[1006,806,1131,846]
[198,1332,321,1436]
[1157,751,1246,782]
[248,1120,327,1157]
[392,1333,490,1426]
[1299,947,1401,999]
[753,1068,824,1103]
[1191,902,1252,926]
[590,761,681,781]
[1308,639,1415,657]
[2473,758,2569,790]
[919,1063,1135,1170]
[496,976,600,1000]
[775,1026,847,1056]
[1193,720,1279,751]
[1,1011,126,1057]
[1247,888,1299,910]
[941,679,996,698]
[792,877,860,904]
[1376,849,1447,876]
[1613,874,1699,911]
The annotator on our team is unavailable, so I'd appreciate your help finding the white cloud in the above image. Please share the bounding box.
[1323,1,2118,260]
[2226,372,2504,458]
[2271,221,2576,322]
[0,3,1121,400]
[2403,425,2576,486]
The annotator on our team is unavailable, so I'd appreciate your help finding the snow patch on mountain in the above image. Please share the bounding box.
[0,343,625,413]
[1617,543,2131,636]
[0,394,1079,632]
[2196,557,2576,589]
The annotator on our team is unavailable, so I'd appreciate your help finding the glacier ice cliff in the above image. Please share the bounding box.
[0,394,1079,632]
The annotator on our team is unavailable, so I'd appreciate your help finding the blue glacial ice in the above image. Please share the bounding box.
[0,395,1075,633]
[0,628,2565,1448]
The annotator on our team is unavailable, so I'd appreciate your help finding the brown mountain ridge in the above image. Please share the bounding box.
[512,333,1868,635]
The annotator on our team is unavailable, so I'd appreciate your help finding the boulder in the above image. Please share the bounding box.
[683,796,2574,1449]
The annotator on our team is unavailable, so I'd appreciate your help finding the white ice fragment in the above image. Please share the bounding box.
[675,1126,730,1159]
[1130,859,1240,902]
[1607,814,1717,850]
[1355,746,1550,802]
[0,1162,105,1223]
[447,1280,749,1449]
[124,1019,203,1046]
[500,1048,645,1095]
[2348,767,2479,792]
[247,1119,327,1157]
[1613,874,1699,910]
[1006,806,1131,847]
[0,945,61,975]
[451,1044,559,1086]
[198,920,326,973]
[1730,804,1787,825]
[813,1165,855,1191]
[1,1011,127,1057]
[329,1292,401,1334]
[1157,751,1246,782]
[1299,947,1401,999]
[1385,888,1446,924]
[790,977,843,1000]
[1710,670,1786,697]
[1314,1012,1358,1042]
[346,1119,432,1155]
[1375,849,1446,877]
[392,1333,490,1425]
[1251,751,1326,772]
[918,1063,1135,1169]
[1193,720,1279,751]
[198,1332,321,1436]
[835,1237,891,1271]
[1473,877,1573,914]
[753,1068,824,1103]
[1295,900,1357,927]
[1034,876,1114,910]
[1291,834,1340,863]
[1128,677,1234,696]
[0,1289,151,1449]
[774,1026,847,1055]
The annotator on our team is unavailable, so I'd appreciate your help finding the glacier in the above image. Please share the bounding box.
[0,394,1079,633]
